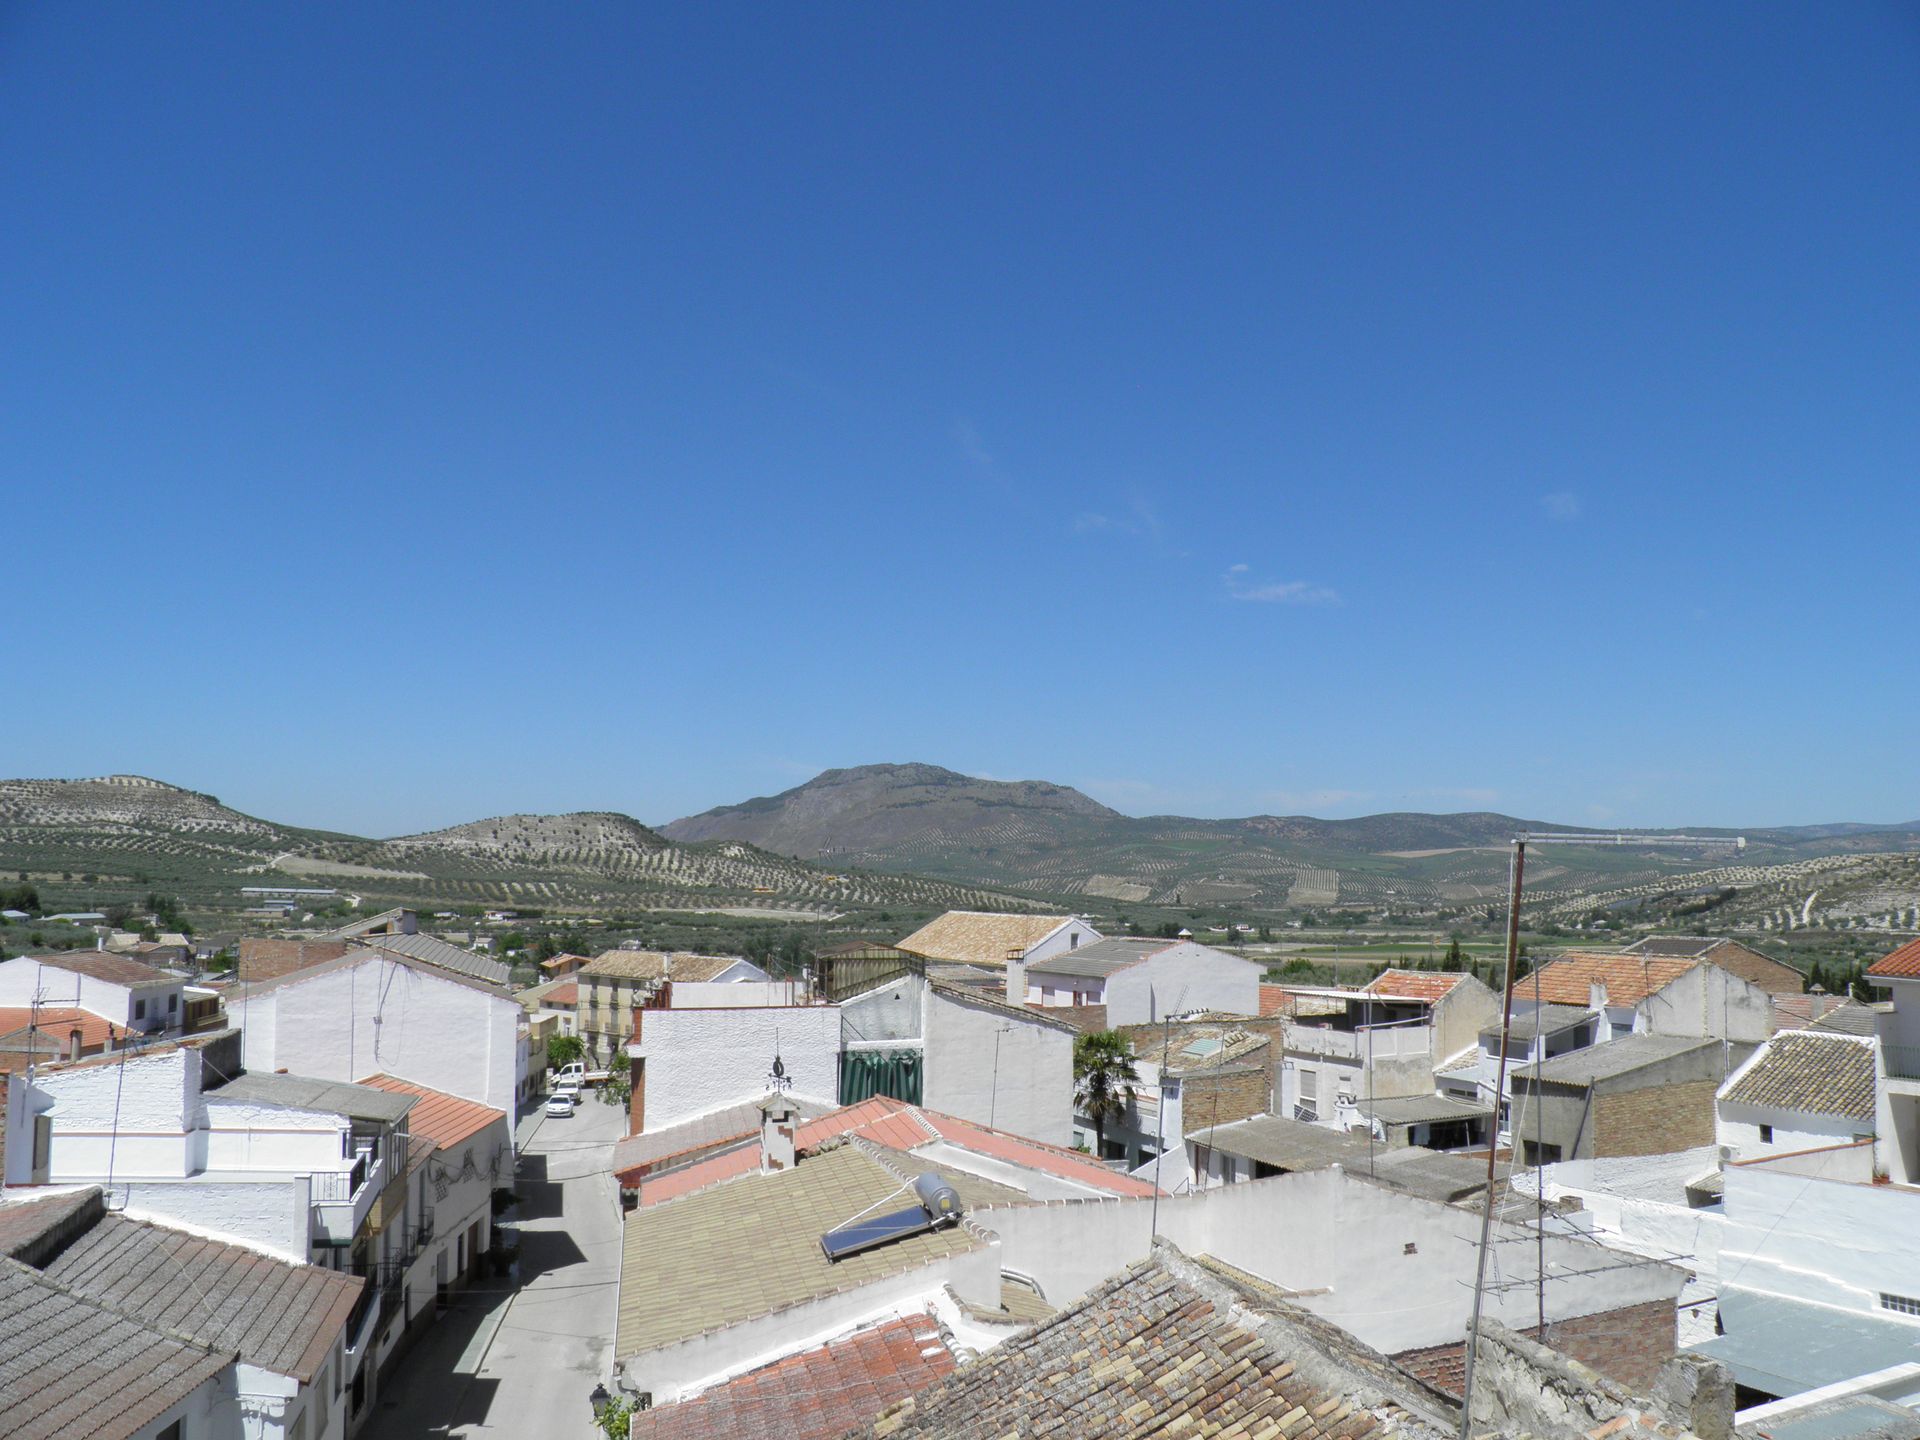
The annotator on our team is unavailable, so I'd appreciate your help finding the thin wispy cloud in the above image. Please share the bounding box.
[953,418,1016,494]
[1073,492,1162,539]
[1541,491,1582,522]
[1223,563,1339,605]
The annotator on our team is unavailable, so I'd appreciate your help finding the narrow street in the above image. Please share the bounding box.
[361,1091,626,1438]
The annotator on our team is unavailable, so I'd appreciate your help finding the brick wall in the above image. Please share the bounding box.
[1391,1297,1677,1398]
[1548,1297,1679,1393]
[1708,942,1804,998]
[236,938,349,984]
[1593,1079,1718,1158]
[1181,1066,1273,1135]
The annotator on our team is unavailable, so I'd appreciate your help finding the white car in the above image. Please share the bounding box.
[545,1092,575,1118]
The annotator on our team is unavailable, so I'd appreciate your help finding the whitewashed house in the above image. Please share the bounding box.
[1716,1029,1880,1162]
[626,972,1078,1147]
[1021,937,1262,1024]
[0,949,188,1035]
[0,1032,427,1429]
[0,1186,367,1440]
[895,911,1102,973]
[226,946,522,1117]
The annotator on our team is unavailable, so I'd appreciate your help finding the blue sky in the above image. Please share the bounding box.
[5,4,1917,836]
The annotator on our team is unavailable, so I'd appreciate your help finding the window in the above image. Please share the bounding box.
[1882,1292,1920,1317]
[156,1423,182,1440]
[1523,1140,1563,1166]
[134,999,147,1021]
[1758,1124,1774,1143]
[1069,932,1079,950]
[168,993,179,1014]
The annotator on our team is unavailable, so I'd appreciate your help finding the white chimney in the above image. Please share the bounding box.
[1005,959,1027,1006]
[759,1095,798,1173]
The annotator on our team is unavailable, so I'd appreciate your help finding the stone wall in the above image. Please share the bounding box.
[1468,1320,1731,1440]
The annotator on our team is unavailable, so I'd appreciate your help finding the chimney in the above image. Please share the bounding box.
[1005,959,1027,1006]
[1589,980,1608,1013]
[67,1029,82,1062]
[759,1095,799,1172]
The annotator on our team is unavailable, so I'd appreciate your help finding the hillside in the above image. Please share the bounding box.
[662,764,1920,921]
[661,763,1120,855]
[0,776,1026,921]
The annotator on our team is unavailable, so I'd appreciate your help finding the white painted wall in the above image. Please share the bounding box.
[671,980,806,1009]
[1637,965,1773,1045]
[117,1177,310,1263]
[1720,1158,1920,1320]
[1104,943,1263,1026]
[631,1005,842,1132]
[230,955,520,1115]
[1022,919,1103,967]
[975,1166,1686,1355]
[923,986,1072,1146]
[0,955,182,1029]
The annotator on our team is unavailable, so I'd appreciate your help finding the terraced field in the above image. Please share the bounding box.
[0,776,1030,921]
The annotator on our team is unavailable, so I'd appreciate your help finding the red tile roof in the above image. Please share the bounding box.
[1360,969,1466,1004]
[357,1074,505,1151]
[1524,953,1698,1007]
[629,1095,1158,1203]
[1868,938,1920,979]
[0,1008,127,1053]
[31,951,175,986]
[629,1313,956,1440]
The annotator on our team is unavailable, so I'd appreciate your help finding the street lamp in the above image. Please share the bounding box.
[589,1382,610,1420]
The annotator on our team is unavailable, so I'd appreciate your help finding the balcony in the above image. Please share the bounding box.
[309,1140,385,1246]
[1284,1023,1431,1062]
[1884,1045,1920,1084]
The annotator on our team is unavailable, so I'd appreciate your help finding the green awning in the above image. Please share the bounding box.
[841,1048,922,1106]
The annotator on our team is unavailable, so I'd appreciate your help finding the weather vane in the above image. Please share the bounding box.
[767,1049,791,1093]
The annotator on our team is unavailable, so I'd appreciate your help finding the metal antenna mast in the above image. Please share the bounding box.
[1456,830,1745,1440]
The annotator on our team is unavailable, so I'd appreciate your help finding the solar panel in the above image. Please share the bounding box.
[820,1203,938,1261]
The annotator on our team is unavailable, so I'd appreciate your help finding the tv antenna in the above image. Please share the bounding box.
[1456,830,1745,1438]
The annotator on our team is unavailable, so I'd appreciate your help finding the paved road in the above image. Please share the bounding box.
[361,1093,625,1439]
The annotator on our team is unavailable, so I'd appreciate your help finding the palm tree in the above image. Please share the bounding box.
[1074,1030,1140,1158]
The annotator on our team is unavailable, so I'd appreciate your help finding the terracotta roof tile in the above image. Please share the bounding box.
[1723,1031,1878,1122]
[26,951,174,987]
[357,1073,506,1151]
[846,1258,1424,1439]
[0,1007,128,1055]
[616,1145,985,1361]
[1362,970,1467,1003]
[39,1211,363,1383]
[894,911,1077,969]
[630,1095,1157,1202]
[0,1258,232,1440]
[1525,953,1700,1007]
[1868,937,1920,979]
[629,1313,956,1440]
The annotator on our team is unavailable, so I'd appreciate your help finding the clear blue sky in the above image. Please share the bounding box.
[5,4,1917,836]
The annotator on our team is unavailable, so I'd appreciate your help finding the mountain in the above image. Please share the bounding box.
[663,764,1920,918]
[661,763,1120,856]
[0,776,1024,921]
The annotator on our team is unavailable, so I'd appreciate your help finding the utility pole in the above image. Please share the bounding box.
[1456,830,1744,1440]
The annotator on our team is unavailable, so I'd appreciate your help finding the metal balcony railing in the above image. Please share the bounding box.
[1885,1045,1920,1081]
[310,1154,369,1203]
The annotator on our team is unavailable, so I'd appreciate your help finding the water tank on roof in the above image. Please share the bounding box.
[913,1173,962,1220]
